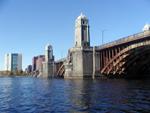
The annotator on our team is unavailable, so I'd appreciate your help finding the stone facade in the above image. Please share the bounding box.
[42,62,55,78]
[64,13,101,79]
[42,44,55,78]
[75,13,90,48]
[64,47,101,78]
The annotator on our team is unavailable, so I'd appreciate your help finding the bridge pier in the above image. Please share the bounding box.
[64,47,102,79]
[42,62,55,78]
[41,44,55,78]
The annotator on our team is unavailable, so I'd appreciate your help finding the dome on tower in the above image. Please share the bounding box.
[77,13,87,20]
[143,24,150,31]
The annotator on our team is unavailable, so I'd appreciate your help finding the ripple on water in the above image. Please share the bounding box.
[0,77,150,113]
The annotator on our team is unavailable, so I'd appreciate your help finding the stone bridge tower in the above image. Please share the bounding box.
[42,44,55,78]
[75,13,90,48]
[64,13,100,78]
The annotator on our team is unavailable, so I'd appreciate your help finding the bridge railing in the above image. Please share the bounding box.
[98,30,150,49]
[55,58,66,63]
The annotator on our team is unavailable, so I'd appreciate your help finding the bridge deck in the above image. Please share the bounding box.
[55,58,66,63]
[97,30,150,50]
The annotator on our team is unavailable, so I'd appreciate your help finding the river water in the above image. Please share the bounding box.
[0,76,150,113]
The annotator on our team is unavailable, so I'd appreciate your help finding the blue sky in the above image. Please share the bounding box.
[0,0,150,70]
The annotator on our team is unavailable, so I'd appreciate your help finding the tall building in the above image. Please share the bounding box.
[32,56,38,71]
[25,65,32,73]
[75,13,90,48]
[36,55,45,72]
[4,53,22,72]
[32,55,45,72]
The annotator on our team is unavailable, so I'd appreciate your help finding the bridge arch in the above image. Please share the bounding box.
[56,64,65,78]
[101,40,150,78]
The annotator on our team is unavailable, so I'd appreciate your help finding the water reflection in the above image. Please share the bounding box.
[65,79,150,113]
[0,77,150,113]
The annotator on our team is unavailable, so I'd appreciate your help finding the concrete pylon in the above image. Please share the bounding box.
[42,44,55,78]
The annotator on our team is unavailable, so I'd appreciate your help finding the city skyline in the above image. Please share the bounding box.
[0,0,150,70]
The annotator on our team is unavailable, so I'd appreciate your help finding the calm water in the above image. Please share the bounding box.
[0,77,150,113]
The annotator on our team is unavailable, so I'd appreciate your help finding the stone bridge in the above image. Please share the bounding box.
[56,30,150,78]
[97,30,150,78]
[55,58,66,78]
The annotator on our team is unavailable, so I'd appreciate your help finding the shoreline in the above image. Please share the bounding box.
[0,75,29,77]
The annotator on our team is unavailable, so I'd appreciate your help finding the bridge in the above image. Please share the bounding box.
[56,30,150,78]
[97,30,150,78]
[55,58,66,78]
[40,14,150,79]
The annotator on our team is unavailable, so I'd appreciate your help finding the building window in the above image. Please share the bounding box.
[75,42,77,46]
[83,21,84,24]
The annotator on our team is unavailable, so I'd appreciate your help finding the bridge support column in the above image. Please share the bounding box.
[64,47,101,79]
[101,51,105,70]
[42,61,55,78]
[100,51,103,70]
[93,46,96,79]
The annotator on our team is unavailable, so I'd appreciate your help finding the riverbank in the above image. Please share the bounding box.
[0,75,29,77]
[0,71,28,76]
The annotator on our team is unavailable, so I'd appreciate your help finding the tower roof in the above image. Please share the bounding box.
[77,12,87,20]
[45,44,52,50]
[143,24,150,31]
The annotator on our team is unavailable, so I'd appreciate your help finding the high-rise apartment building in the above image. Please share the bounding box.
[32,55,45,72]
[4,53,22,72]
[36,55,45,72]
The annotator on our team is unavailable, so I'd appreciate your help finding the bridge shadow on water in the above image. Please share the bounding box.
[62,77,150,112]
[104,73,150,79]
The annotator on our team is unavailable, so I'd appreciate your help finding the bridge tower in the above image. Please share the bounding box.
[143,24,150,31]
[45,44,53,62]
[75,13,90,48]
[63,13,101,78]
[42,44,55,78]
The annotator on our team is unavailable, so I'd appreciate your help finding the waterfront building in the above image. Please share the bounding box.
[4,53,22,72]
[25,65,32,74]
[32,56,38,71]
[32,55,45,73]
[36,55,45,72]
